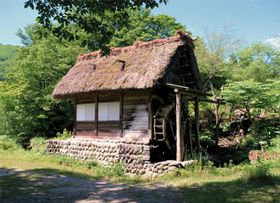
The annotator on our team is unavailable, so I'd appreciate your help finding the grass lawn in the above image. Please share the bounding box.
[0,149,280,202]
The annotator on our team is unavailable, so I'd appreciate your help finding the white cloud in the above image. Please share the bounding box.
[265,36,280,50]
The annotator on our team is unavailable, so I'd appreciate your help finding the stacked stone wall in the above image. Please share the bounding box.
[47,138,194,176]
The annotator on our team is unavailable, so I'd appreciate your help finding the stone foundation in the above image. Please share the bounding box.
[47,138,194,176]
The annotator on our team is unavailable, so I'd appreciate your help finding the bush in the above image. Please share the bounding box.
[56,129,72,140]
[242,163,273,183]
[250,118,280,145]
[110,163,125,176]
[0,135,21,151]
[269,134,280,152]
[29,137,47,154]
[200,132,216,149]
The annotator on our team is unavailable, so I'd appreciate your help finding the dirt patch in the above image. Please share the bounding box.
[0,168,183,203]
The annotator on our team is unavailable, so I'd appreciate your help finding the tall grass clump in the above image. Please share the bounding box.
[0,135,21,151]
[29,137,47,154]
[242,162,274,183]
[56,129,72,140]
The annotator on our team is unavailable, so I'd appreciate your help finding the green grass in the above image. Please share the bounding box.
[0,149,143,183]
[0,145,280,202]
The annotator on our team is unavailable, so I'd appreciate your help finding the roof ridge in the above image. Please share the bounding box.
[77,35,181,62]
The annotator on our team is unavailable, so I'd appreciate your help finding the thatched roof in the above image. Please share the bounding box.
[52,35,194,99]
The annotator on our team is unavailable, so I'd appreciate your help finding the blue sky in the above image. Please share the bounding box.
[1,0,280,47]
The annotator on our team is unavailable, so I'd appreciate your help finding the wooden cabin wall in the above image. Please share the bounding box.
[98,94,120,137]
[75,97,97,138]
[74,91,150,139]
[123,92,150,139]
[164,46,199,89]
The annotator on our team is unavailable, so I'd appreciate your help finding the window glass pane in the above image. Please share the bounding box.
[77,104,85,121]
[85,103,95,121]
[98,103,109,121]
[98,102,120,121]
[108,102,120,120]
[77,103,95,121]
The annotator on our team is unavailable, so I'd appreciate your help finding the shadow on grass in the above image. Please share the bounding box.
[179,176,280,203]
[1,167,279,203]
[0,167,181,203]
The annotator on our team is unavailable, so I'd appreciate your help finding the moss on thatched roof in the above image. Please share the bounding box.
[52,35,192,99]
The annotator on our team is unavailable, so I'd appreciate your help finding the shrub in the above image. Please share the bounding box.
[29,137,47,154]
[250,118,280,145]
[56,129,72,140]
[242,163,273,183]
[0,135,21,151]
[269,134,280,153]
[84,160,98,169]
[110,163,125,176]
[200,132,216,148]
[56,155,77,167]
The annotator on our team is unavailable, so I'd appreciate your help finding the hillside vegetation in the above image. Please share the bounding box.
[0,44,18,80]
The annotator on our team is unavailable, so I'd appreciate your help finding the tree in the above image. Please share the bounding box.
[221,80,280,118]
[24,0,167,51]
[110,9,185,47]
[194,28,242,142]
[0,44,18,80]
[227,43,280,82]
[0,10,185,145]
[0,25,86,144]
[195,26,242,92]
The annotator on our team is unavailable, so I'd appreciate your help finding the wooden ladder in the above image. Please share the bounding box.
[153,117,166,141]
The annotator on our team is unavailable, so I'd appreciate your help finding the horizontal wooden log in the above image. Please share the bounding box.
[123,126,148,131]
[98,121,119,131]
[98,131,120,137]
[76,130,96,137]
[122,121,148,125]
[76,122,96,130]
[123,104,147,110]
[122,115,149,121]
[123,96,148,104]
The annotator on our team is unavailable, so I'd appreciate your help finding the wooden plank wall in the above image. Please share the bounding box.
[74,91,150,139]
[76,121,97,138]
[123,93,149,137]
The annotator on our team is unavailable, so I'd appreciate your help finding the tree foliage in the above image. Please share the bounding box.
[110,9,185,47]
[0,25,85,144]
[222,80,280,118]
[195,27,242,92]
[0,9,185,145]
[24,0,167,51]
[0,44,18,80]
[227,43,280,82]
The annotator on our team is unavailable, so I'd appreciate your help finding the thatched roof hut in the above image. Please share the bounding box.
[52,34,205,162]
[52,35,202,99]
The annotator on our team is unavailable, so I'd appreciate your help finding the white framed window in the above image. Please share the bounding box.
[98,102,120,121]
[76,103,95,121]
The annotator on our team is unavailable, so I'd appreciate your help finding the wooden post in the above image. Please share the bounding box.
[175,89,183,161]
[95,95,98,137]
[148,90,153,140]
[185,99,193,157]
[194,97,200,152]
[73,99,77,137]
[119,92,123,137]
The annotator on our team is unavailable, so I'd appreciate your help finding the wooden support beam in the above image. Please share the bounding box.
[175,89,184,161]
[73,99,77,137]
[148,90,153,140]
[194,97,200,152]
[185,99,193,157]
[119,92,123,137]
[165,83,212,97]
[95,95,98,137]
